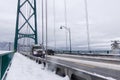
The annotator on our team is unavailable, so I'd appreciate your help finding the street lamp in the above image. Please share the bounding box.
[60,26,72,53]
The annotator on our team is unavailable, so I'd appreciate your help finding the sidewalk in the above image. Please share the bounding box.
[6,53,69,80]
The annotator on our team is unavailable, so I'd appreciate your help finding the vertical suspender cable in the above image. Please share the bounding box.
[26,1,33,52]
[84,0,91,52]
[23,3,28,52]
[45,0,48,54]
[64,0,67,27]
[26,2,28,46]
[27,2,31,52]
[53,0,56,51]
[64,0,68,51]
[42,0,44,48]
[28,0,33,52]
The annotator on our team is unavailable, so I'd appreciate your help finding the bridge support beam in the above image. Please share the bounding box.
[14,0,38,52]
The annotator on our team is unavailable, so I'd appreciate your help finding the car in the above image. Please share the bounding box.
[46,49,55,55]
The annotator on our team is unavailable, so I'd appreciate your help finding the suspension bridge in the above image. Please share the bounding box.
[0,0,120,80]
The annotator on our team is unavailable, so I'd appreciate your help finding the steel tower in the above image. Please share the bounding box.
[14,0,38,51]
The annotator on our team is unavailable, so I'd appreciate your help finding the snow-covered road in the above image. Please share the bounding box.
[6,53,69,80]
[48,55,120,71]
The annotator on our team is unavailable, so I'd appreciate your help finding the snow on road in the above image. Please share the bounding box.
[6,53,69,80]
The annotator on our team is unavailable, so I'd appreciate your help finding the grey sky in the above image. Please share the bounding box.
[0,0,120,50]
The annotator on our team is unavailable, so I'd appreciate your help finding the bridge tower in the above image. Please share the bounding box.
[14,0,38,51]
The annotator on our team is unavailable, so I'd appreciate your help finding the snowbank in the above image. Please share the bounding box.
[6,53,69,80]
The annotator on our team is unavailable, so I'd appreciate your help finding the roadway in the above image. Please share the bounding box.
[55,54,120,64]
[47,54,120,80]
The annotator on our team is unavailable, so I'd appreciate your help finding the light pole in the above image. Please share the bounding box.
[60,26,72,53]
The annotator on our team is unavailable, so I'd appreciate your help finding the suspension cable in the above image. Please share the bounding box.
[53,0,56,51]
[22,0,33,52]
[45,0,48,53]
[27,0,33,52]
[64,0,68,50]
[42,0,44,48]
[27,1,29,50]
[84,0,91,52]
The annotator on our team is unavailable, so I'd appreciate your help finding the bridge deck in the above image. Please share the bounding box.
[47,54,120,80]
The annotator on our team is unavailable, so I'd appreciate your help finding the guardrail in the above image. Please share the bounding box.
[56,50,111,55]
[0,51,14,80]
[21,53,116,80]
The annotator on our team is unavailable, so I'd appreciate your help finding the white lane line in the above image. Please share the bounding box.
[48,56,120,71]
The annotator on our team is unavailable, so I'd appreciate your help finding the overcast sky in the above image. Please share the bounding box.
[0,0,120,50]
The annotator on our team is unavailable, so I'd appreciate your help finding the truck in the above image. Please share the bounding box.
[31,45,54,57]
[31,45,45,57]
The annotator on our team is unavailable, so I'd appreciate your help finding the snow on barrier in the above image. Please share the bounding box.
[21,53,116,80]
[4,53,69,80]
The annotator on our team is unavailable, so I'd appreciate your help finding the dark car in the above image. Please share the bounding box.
[46,49,55,55]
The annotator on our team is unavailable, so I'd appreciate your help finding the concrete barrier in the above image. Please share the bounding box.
[21,53,114,80]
